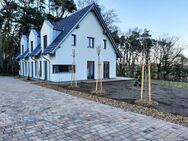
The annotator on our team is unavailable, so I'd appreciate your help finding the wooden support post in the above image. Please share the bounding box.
[148,64,151,102]
[95,45,102,92]
[71,49,77,87]
[99,63,102,91]
[96,63,99,91]
[141,64,144,100]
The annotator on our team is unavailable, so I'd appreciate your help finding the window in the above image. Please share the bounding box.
[53,65,75,73]
[39,61,42,77]
[72,34,76,46]
[25,62,27,76]
[43,35,47,49]
[22,62,24,75]
[31,41,33,51]
[35,61,38,77]
[22,45,24,54]
[87,37,94,48]
[103,39,107,49]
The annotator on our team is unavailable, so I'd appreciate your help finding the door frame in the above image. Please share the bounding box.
[31,62,33,77]
[103,61,110,79]
[44,61,47,80]
[87,61,95,80]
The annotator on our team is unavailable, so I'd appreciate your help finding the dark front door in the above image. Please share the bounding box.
[27,62,29,77]
[87,61,95,79]
[31,62,33,77]
[103,61,109,79]
[44,61,47,80]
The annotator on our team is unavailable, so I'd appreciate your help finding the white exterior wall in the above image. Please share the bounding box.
[40,20,60,52]
[28,29,41,78]
[49,12,117,82]
[40,20,60,81]
[20,35,28,76]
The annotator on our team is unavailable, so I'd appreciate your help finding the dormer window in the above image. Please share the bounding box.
[72,34,76,46]
[31,41,33,51]
[43,35,47,49]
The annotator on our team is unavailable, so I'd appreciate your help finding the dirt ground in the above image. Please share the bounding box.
[61,80,188,117]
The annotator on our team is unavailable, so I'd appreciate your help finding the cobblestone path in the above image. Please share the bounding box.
[0,77,188,141]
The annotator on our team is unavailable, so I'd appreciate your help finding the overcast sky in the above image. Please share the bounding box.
[96,0,188,57]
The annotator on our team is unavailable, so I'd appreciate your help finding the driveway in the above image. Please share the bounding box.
[0,76,188,141]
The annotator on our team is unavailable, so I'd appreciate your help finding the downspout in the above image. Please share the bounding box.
[42,54,51,81]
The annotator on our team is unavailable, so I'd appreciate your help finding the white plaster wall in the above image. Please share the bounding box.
[41,21,53,52]
[20,60,24,76]
[29,30,38,53]
[49,12,117,82]
[40,20,60,81]
[20,35,28,54]
[28,29,41,78]
[20,35,28,76]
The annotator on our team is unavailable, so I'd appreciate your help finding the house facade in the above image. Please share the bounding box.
[16,3,121,82]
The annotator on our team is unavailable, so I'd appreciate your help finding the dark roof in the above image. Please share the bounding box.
[16,53,21,60]
[29,44,41,57]
[36,30,40,37]
[43,4,93,55]
[43,3,121,58]
[20,49,29,59]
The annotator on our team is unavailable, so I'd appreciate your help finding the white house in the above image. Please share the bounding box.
[16,3,121,82]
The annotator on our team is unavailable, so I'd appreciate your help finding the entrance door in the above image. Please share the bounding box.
[87,61,95,79]
[44,61,47,80]
[31,62,33,77]
[103,61,109,79]
[27,62,29,77]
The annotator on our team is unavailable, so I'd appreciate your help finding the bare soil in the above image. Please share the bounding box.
[61,80,188,117]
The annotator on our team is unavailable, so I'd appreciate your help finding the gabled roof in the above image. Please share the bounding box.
[31,29,40,37]
[43,3,121,58]
[29,44,41,57]
[21,35,28,42]
[43,4,93,55]
[16,53,21,60]
[20,49,29,59]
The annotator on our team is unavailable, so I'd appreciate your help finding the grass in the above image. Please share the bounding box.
[152,79,188,89]
[0,73,15,76]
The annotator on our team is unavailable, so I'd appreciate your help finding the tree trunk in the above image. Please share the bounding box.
[0,29,3,71]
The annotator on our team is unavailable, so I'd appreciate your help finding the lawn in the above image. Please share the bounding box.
[152,79,188,89]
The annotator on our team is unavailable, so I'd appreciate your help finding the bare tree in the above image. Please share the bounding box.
[152,35,184,80]
[76,0,118,30]
[77,0,97,9]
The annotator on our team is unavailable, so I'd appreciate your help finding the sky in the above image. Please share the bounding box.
[97,0,188,57]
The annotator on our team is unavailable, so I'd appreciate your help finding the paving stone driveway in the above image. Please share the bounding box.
[0,77,188,141]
